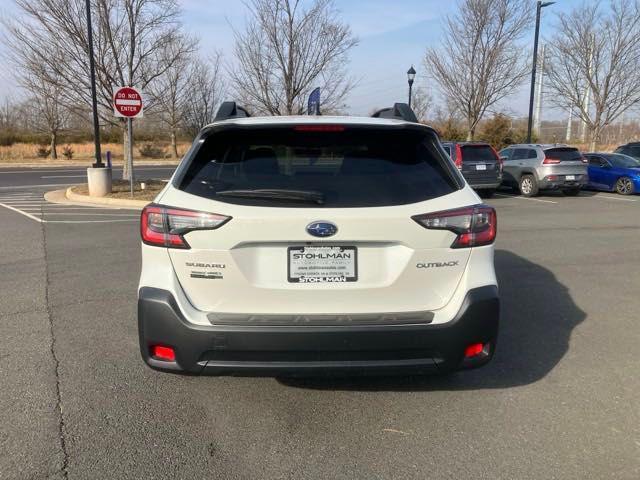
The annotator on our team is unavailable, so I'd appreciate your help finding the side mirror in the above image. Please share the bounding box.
[600,163,611,169]
[499,156,508,162]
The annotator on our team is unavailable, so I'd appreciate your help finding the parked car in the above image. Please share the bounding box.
[440,141,502,198]
[584,152,640,195]
[137,102,499,376]
[498,144,588,197]
[614,142,640,161]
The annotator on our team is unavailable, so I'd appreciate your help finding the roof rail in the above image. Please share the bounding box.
[213,101,251,122]
[371,103,418,123]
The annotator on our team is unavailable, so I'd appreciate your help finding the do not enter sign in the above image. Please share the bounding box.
[113,86,144,118]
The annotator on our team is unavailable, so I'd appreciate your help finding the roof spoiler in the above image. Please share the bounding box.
[214,101,252,122]
[371,103,418,123]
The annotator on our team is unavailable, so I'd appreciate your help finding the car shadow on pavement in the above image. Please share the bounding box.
[278,249,586,392]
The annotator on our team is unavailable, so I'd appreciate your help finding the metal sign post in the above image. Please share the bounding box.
[113,86,144,196]
[128,117,134,196]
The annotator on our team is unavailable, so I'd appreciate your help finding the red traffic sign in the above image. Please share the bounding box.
[113,86,144,118]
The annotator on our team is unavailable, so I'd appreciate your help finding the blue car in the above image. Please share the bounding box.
[584,152,640,195]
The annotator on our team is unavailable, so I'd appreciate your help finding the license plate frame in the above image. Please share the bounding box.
[288,246,358,283]
[476,164,487,171]
[565,175,576,180]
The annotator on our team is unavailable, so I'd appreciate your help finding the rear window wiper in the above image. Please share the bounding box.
[215,189,325,204]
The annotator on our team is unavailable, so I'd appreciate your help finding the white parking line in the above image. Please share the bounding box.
[0,202,43,222]
[41,175,87,179]
[494,193,558,204]
[42,213,139,216]
[44,219,138,223]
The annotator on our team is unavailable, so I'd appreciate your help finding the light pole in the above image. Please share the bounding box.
[85,0,102,167]
[526,1,555,143]
[407,66,416,108]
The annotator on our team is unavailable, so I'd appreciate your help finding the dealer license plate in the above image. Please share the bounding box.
[288,246,357,283]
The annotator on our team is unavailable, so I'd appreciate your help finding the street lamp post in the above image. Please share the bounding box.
[526,1,555,143]
[407,66,416,108]
[85,0,102,167]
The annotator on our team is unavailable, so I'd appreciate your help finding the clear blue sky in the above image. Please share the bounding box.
[0,0,587,117]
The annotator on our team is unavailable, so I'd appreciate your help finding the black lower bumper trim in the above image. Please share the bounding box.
[138,286,499,376]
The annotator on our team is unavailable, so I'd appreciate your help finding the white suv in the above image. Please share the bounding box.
[138,102,499,376]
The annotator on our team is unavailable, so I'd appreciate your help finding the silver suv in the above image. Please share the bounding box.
[498,144,588,197]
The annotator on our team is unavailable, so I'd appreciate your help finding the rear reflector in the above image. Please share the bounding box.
[464,343,484,358]
[412,204,497,248]
[141,204,231,249]
[151,345,176,362]
[293,125,345,132]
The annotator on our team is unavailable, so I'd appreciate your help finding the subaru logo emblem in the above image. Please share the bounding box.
[306,221,338,238]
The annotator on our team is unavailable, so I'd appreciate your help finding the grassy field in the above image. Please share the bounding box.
[0,142,191,164]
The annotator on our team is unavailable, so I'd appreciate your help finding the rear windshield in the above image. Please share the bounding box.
[177,126,459,207]
[461,145,497,162]
[544,147,582,162]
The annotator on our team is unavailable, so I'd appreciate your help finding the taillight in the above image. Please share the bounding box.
[542,157,561,164]
[491,146,503,172]
[140,204,231,249]
[412,205,497,248]
[454,144,463,169]
[581,155,588,163]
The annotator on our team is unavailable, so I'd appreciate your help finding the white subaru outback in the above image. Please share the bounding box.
[138,102,499,376]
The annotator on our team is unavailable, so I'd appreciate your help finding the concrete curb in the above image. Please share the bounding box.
[64,186,149,209]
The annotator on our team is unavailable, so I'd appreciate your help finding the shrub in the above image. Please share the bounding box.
[138,143,165,158]
[62,145,73,160]
[36,145,51,158]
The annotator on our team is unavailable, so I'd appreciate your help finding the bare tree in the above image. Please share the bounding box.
[545,0,640,150]
[22,76,70,159]
[424,0,531,140]
[4,0,194,177]
[229,0,357,115]
[411,86,433,123]
[182,53,226,138]
[147,36,198,159]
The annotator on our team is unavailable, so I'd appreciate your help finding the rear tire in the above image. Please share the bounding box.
[562,188,580,196]
[519,175,539,197]
[615,177,635,195]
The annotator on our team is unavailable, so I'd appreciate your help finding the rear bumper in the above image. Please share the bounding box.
[539,176,587,190]
[470,182,502,190]
[138,286,499,376]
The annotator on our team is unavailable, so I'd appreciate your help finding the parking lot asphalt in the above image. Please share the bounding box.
[1,187,639,479]
[0,164,177,189]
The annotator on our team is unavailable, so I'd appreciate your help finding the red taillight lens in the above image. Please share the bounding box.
[543,157,561,164]
[412,205,497,248]
[491,146,503,172]
[151,345,176,362]
[464,343,484,358]
[293,125,345,132]
[454,144,463,169]
[140,204,231,249]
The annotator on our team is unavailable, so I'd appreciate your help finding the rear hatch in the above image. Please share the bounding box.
[159,123,478,316]
[458,144,500,184]
[542,147,587,178]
